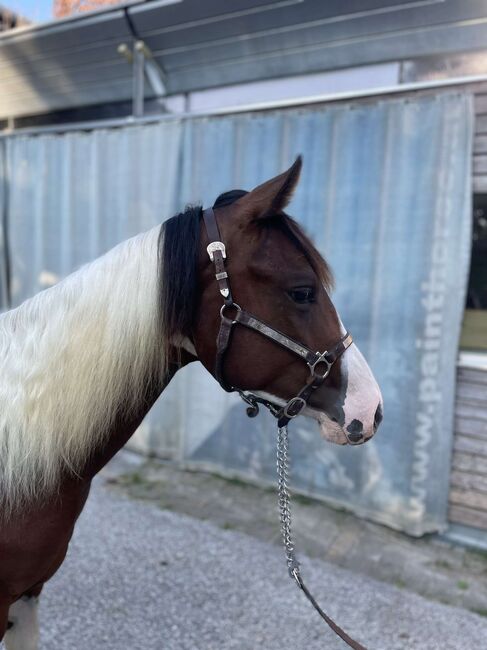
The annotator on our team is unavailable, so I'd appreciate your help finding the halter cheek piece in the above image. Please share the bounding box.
[203,207,354,431]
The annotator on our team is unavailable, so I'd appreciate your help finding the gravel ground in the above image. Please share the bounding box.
[28,478,487,650]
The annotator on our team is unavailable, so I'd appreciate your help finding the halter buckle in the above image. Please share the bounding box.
[308,353,332,380]
[207,241,226,261]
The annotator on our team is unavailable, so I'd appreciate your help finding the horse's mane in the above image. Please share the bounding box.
[158,205,202,365]
[0,226,166,515]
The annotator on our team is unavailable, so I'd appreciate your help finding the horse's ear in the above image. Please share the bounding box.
[237,156,302,220]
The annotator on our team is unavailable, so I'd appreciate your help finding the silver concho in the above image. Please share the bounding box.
[206,241,226,262]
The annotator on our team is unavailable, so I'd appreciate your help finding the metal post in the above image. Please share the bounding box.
[132,41,145,118]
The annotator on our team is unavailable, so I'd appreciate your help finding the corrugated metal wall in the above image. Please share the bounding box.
[0,91,474,534]
[6,125,182,304]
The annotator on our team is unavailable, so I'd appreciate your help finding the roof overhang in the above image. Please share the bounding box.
[2,0,487,121]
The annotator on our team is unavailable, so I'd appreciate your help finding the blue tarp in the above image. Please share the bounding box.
[0,91,473,534]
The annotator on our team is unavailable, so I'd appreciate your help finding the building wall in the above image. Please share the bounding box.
[447,84,487,535]
[473,85,487,195]
[450,360,487,531]
[0,6,29,32]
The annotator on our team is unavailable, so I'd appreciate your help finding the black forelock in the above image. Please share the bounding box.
[213,189,248,208]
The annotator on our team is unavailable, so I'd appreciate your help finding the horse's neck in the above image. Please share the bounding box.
[81,350,197,479]
[80,373,169,479]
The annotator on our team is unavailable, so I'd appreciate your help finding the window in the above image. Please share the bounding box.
[461,194,487,351]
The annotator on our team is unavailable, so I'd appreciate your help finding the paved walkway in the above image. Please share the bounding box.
[29,471,487,649]
[105,451,487,615]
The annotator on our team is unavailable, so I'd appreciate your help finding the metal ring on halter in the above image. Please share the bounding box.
[308,354,332,379]
[283,396,307,418]
[220,302,242,324]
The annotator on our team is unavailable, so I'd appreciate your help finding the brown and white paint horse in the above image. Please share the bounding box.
[0,158,382,648]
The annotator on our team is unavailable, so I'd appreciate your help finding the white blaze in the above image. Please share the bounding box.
[338,342,382,435]
[316,319,383,445]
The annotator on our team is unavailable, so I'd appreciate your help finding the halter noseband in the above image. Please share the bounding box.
[203,208,354,433]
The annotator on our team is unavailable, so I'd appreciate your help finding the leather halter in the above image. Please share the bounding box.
[203,208,354,432]
[203,207,368,649]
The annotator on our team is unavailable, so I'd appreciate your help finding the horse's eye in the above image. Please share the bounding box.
[289,287,315,304]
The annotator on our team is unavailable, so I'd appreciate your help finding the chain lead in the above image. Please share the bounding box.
[277,425,301,582]
[276,423,368,650]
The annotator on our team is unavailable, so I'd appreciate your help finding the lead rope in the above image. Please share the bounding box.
[277,425,368,650]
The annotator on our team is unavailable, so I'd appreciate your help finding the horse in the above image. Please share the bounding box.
[0,156,382,648]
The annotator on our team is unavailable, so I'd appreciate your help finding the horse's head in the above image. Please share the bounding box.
[192,157,383,445]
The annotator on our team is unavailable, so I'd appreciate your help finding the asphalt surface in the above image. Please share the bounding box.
[27,479,487,650]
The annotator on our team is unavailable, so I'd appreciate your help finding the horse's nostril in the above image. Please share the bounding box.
[346,419,364,443]
[347,419,363,434]
[374,403,383,430]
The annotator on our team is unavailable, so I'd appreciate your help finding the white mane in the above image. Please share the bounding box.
[0,225,166,514]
